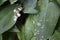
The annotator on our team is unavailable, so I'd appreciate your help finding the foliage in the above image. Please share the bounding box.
[0,0,60,40]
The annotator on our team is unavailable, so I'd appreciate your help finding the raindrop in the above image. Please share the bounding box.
[34,33,36,36]
[13,9,16,12]
[13,9,19,13]
[17,13,21,17]
[18,7,23,11]
[33,21,35,24]
[13,16,18,21]
[42,36,44,38]
[37,23,41,26]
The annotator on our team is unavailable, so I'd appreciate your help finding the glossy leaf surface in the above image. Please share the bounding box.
[20,0,60,40]
[0,4,19,34]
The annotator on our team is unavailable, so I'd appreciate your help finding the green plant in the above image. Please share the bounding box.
[0,0,60,40]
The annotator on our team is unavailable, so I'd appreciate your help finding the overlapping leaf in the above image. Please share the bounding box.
[0,4,19,34]
[17,0,60,40]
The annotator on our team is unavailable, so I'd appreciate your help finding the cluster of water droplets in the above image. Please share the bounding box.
[13,7,22,21]
[32,18,49,40]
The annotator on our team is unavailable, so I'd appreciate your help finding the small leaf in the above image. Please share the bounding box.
[23,0,37,14]
[9,0,17,4]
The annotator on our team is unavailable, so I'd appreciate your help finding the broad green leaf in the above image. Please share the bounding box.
[49,31,60,40]
[21,0,60,40]
[57,0,60,4]
[0,34,2,40]
[0,4,19,34]
[23,0,37,14]
[0,0,7,6]
[9,0,17,4]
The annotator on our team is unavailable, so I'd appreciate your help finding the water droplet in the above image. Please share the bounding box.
[34,33,36,36]
[17,13,21,17]
[13,16,18,21]
[42,36,44,38]
[37,23,41,26]
[18,7,23,11]
[13,9,16,12]
[13,9,19,13]
[33,21,35,24]
[40,39,43,40]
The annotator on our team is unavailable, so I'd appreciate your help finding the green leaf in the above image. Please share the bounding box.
[23,0,37,14]
[0,4,19,34]
[21,0,60,40]
[0,0,7,6]
[9,0,17,4]
[49,31,60,40]
[57,0,60,4]
[0,34,2,40]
